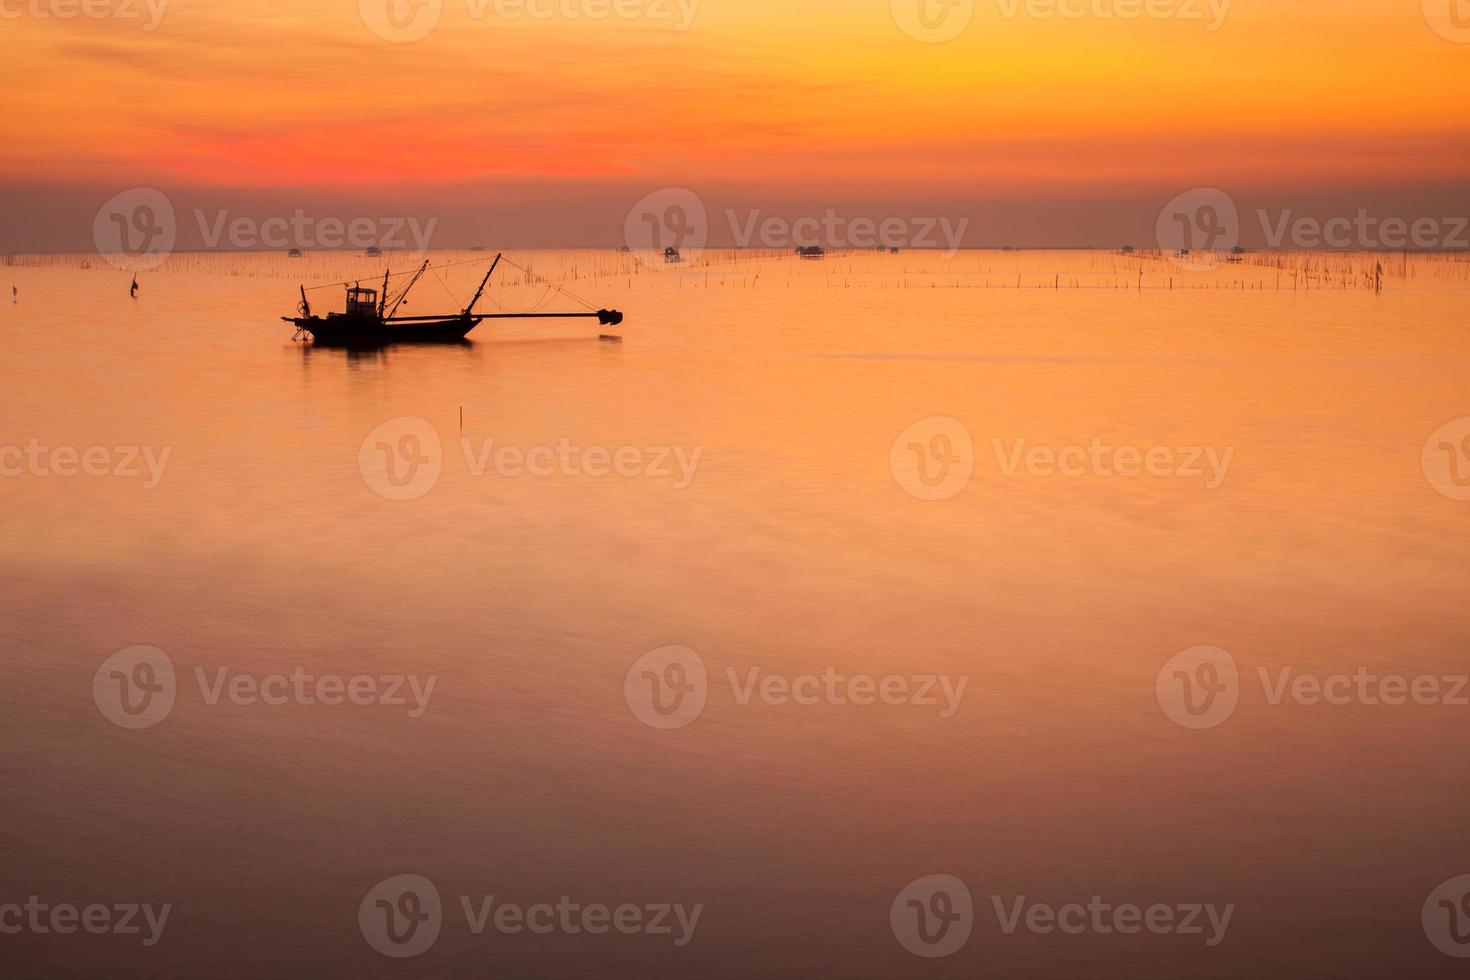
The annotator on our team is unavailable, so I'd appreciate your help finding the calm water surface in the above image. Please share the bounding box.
[2,250,1467,978]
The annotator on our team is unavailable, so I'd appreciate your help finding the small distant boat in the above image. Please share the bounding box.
[365,246,382,257]
[797,245,825,260]
[288,248,303,258]
[284,253,624,347]
[664,247,682,264]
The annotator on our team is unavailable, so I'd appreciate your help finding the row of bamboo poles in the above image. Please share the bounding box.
[8,248,1469,293]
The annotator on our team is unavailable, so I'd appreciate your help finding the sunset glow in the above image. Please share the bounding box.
[3,0,1467,247]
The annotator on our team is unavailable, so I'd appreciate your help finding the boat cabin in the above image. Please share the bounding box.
[345,285,380,317]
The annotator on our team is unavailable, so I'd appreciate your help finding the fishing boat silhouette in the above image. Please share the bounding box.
[284,253,623,347]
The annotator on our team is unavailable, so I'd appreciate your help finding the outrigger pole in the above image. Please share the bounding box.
[451,251,622,325]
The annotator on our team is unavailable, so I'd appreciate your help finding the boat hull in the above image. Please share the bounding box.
[290,313,481,347]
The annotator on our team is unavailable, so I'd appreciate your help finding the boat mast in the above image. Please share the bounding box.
[462,253,503,316]
[384,260,430,320]
[378,268,390,318]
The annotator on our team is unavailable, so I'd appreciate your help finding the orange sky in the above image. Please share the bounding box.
[2,0,1467,248]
